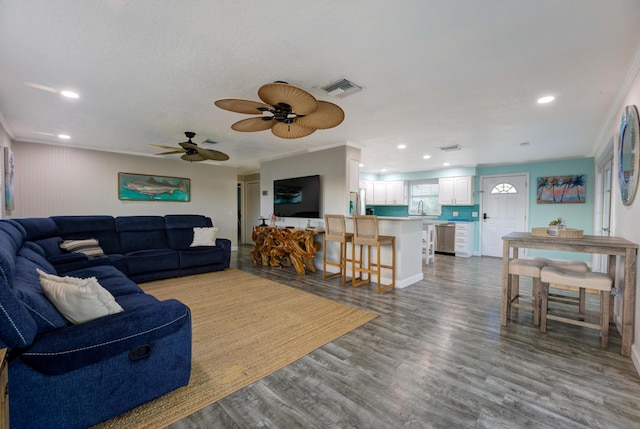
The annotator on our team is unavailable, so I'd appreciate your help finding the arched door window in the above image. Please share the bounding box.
[490,182,518,194]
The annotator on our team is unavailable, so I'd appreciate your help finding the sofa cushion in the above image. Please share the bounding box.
[0,221,26,285]
[34,236,64,258]
[191,227,218,247]
[13,218,59,241]
[37,270,123,324]
[178,247,225,269]
[123,249,180,276]
[18,245,56,274]
[60,238,105,257]
[165,215,213,249]
[0,275,37,349]
[68,265,143,297]
[13,257,68,333]
[52,216,121,254]
[116,216,169,253]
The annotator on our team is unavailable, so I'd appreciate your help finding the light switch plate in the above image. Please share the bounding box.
[452,211,459,216]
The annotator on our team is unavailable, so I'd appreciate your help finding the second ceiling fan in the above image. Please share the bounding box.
[214,81,345,139]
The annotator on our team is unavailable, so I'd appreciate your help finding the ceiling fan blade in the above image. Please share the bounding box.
[155,150,185,155]
[258,82,318,116]
[231,117,274,132]
[271,122,316,139]
[214,98,272,114]
[150,144,186,151]
[181,153,207,162]
[179,141,199,150]
[195,147,230,161]
[295,101,345,130]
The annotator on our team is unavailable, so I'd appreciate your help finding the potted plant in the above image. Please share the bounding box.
[546,217,565,236]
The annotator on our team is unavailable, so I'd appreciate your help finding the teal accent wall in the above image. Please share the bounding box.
[439,204,479,221]
[477,157,594,260]
[366,205,409,217]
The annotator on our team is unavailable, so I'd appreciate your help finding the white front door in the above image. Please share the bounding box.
[480,174,528,257]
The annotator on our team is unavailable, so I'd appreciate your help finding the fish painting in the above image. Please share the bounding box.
[118,173,190,201]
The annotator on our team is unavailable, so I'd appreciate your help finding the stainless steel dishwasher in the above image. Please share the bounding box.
[435,223,455,254]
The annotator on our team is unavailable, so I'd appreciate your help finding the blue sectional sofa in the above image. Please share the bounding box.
[14,214,231,282]
[0,214,230,428]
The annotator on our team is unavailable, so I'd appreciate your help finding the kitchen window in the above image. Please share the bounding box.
[409,179,440,215]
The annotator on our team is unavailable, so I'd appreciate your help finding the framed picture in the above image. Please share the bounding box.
[536,174,585,204]
[118,172,190,202]
[4,147,14,210]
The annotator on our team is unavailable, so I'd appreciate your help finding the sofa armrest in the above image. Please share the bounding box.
[216,238,232,268]
[19,299,191,375]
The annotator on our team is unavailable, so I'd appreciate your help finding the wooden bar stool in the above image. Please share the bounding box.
[540,267,613,347]
[322,214,354,284]
[352,215,395,293]
[507,258,546,325]
[422,224,435,265]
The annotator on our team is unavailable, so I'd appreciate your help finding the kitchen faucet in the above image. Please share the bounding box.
[417,200,424,216]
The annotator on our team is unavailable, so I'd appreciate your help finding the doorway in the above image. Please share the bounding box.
[480,174,528,257]
[242,180,260,244]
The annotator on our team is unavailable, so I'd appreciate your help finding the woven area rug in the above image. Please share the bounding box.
[94,269,376,428]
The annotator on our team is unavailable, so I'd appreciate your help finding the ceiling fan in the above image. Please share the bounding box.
[150,132,229,162]
[214,81,345,139]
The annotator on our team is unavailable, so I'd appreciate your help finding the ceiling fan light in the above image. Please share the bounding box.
[60,90,79,99]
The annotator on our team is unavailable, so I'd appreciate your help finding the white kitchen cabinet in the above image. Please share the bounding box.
[373,181,388,204]
[385,181,406,205]
[371,180,406,205]
[438,176,474,205]
[454,222,474,258]
[359,180,374,204]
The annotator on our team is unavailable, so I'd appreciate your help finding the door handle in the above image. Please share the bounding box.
[483,213,489,220]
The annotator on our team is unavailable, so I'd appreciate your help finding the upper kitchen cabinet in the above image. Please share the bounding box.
[371,180,406,205]
[359,180,374,204]
[438,176,474,205]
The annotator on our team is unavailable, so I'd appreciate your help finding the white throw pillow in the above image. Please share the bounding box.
[37,269,123,324]
[190,227,218,247]
[60,238,105,257]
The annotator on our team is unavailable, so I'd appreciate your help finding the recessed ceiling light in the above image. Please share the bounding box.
[60,90,79,99]
[537,95,554,104]
[381,169,387,172]
[443,162,450,166]
[423,155,431,159]
[359,163,364,168]
[58,134,70,139]
[397,144,406,149]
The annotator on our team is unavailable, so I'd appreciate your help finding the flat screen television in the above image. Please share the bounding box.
[273,174,321,218]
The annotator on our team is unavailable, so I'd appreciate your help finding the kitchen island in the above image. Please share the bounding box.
[340,216,424,288]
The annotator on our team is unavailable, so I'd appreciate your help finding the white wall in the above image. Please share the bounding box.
[593,55,640,372]
[259,145,360,229]
[10,141,238,247]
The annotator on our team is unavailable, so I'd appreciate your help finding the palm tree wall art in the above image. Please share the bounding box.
[536,174,586,203]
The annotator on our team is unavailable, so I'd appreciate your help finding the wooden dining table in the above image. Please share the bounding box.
[501,231,639,356]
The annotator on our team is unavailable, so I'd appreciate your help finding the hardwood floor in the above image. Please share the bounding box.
[169,246,640,429]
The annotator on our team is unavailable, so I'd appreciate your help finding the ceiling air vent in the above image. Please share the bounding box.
[318,78,363,98]
[438,144,463,152]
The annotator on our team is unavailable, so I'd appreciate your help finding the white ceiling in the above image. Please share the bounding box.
[1,1,640,175]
